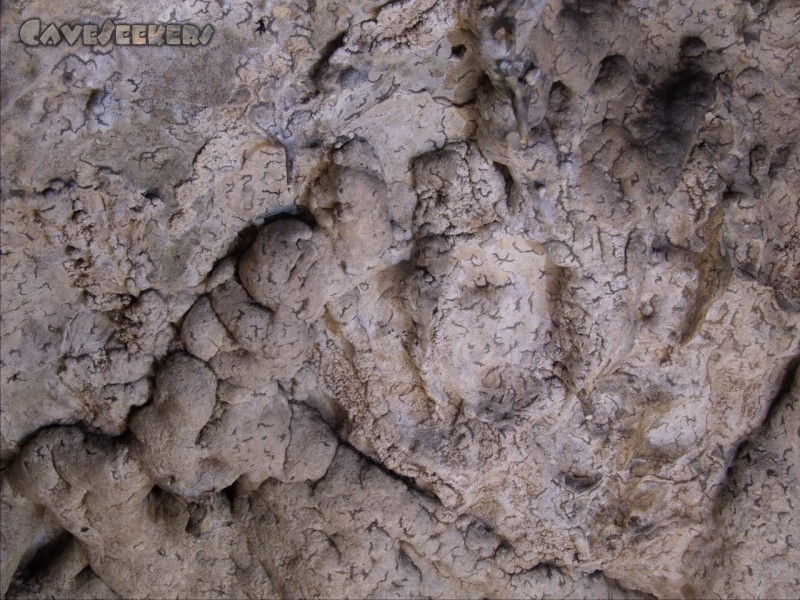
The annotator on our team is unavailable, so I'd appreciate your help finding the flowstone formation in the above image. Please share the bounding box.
[1,0,798,598]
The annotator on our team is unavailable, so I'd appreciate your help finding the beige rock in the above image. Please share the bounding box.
[1,0,798,597]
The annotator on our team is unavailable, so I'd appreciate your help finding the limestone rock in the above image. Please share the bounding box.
[1,0,798,598]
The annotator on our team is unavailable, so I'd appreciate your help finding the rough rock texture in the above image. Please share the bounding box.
[1,0,798,598]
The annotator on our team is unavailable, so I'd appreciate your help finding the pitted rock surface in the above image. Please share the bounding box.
[1,0,798,598]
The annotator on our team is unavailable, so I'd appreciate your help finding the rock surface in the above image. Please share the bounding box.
[1,0,798,598]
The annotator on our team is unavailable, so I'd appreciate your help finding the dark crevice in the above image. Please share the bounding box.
[331,429,443,506]
[634,68,715,165]
[529,560,563,579]
[450,44,466,59]
[562,470,601,492]
[309,31,348,87]
[725,358,800,467]
[712,356,798,520]
[768,143,793,177]
[172,138,211,191]
[10,527,72,585]
[221,482,236,510]
[220,206,319,268]
[75,564,94,579]
[596,570,659,599]
[260,205,318,229]
[84,86,106,114]
[763,357,799,424]
[142,187,161,200]
[493,161,514,208]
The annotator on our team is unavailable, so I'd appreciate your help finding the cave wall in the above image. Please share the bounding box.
[1,0,799,598]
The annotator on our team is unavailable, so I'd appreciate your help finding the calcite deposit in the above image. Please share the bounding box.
[1,0,798,598]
